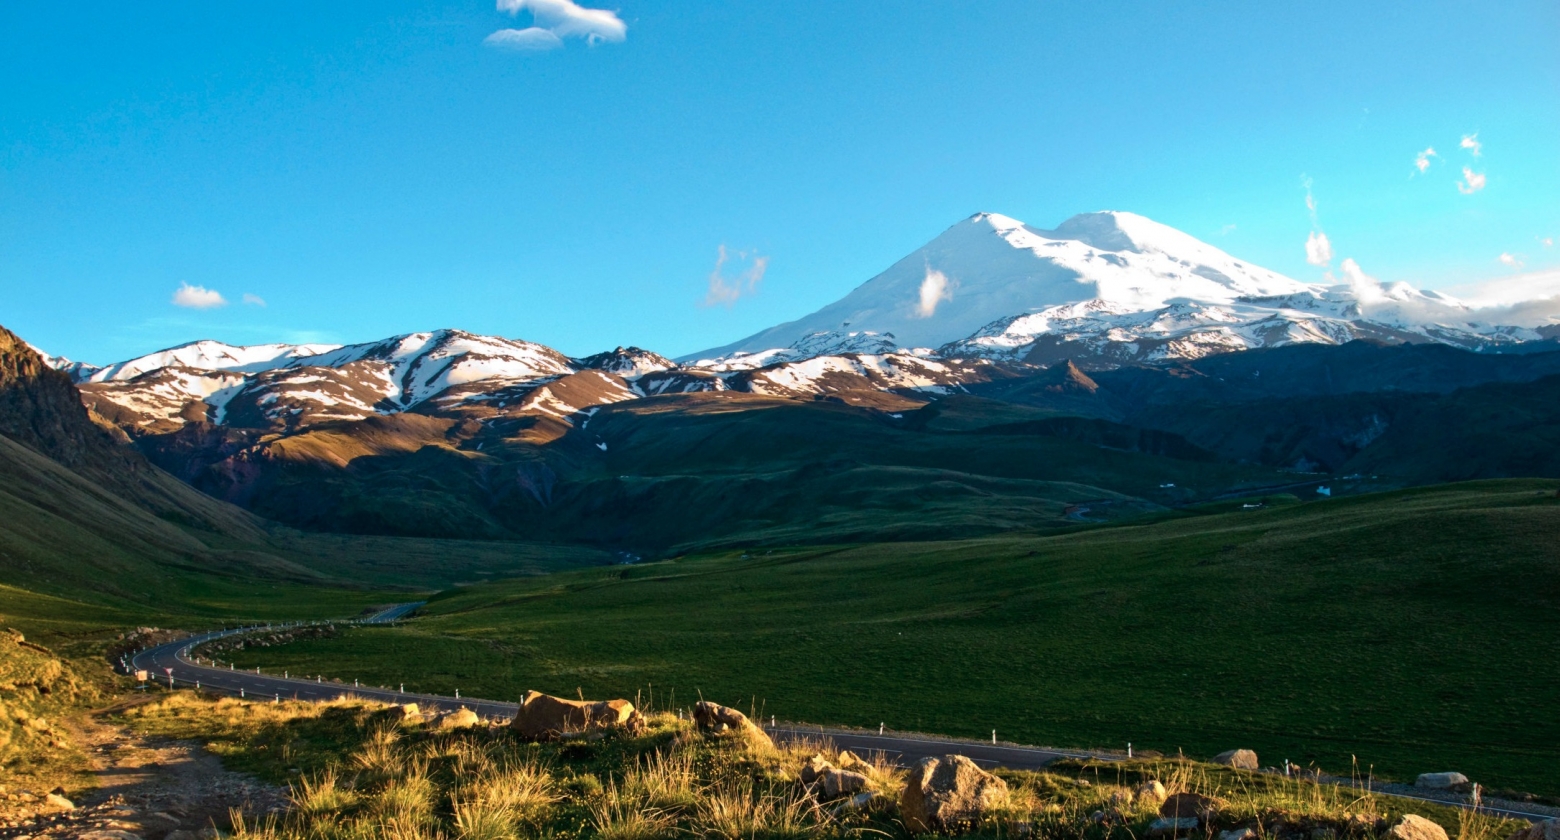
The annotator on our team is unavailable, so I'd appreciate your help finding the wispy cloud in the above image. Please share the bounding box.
[1539,236,1554,248]
[701,245,768,308]
[1413,147,1437,174]
[1305,231,1333,267]
[1460,133,1482,157]
[1499,253,1525,269]
[914,266,954,318]
[486,0,626,51]
[1218,223,1237,235]
[171,283,227,309]
[1301,176,1332,269]
[1457,166,1487,194]
[242,293,267,307]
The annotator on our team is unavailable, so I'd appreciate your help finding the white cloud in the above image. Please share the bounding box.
[1218,223,1237,235]
[1305,230,1333,267]
[1441,268,1560,326]
[1457,166,1487,194]
[1460,133,1482,157]
[1540,236,1554,248]
[485,27,565,50]
[701,245,768,308]
[914,266,954,318]
[1499,253,1525,269]
[488,0,626,50]
[242,293,267,307]
[171,283,227,309]
[1413,147,1437,174]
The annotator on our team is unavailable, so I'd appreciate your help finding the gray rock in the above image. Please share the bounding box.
[1213,749,1259,770]
[165,832,199,840]
[820,769,869,798]
[1385,814,1449,840]
[1507,819,1560,840]
[1414,772,1471,792]
[43,793,75,811]
[1220,829,1256,840]
[1136,780,1168,802]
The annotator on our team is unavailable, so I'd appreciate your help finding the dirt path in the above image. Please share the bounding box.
[2,701,286,840]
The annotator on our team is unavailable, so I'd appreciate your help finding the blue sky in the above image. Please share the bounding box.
[3,1,1557,363]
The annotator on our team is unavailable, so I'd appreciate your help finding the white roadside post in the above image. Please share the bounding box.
[1128,742,1133,758]
[879,722,884,735]
[992,730,997,745]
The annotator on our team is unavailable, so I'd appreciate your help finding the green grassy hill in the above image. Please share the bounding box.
[219,480,1560,795]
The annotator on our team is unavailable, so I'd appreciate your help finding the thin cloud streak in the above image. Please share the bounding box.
[701,245,769,308]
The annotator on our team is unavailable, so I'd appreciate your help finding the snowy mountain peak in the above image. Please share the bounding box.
[687,209,1314,361]
[83,339,341,384]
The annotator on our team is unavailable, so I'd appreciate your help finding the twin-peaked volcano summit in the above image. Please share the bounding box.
[688,210,1526,366]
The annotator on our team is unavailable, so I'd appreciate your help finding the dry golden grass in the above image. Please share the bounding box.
[130,691,1526,840]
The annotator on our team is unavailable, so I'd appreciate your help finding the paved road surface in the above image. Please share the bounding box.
[125,605,1556,824]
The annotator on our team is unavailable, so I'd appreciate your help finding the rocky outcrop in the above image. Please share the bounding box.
[1213,749,1259,770]
[509,690,643,740]
[899,754,1009,834]
[1385,814,1449,840]
[692,701,773,748]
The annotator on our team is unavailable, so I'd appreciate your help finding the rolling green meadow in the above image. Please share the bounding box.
[214,479,1560,796]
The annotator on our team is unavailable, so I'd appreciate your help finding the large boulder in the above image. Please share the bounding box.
[1414,772,1471,792]
[510,690,643,741]
[1213,750,1259,771]
[1160,792,1222,822]
[692,700,774,748]
[1136,780,1168,803]
[1385,815,1449,840]
[899,754,1009,834]
[820,768,870,798]
[1508,819,1560,840]
[439,707,481,730]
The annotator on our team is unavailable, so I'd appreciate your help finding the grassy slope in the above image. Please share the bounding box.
[0,428,611,612]
[222,480,1560,795]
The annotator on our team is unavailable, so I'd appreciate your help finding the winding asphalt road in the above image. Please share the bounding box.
[125,604,1556,824]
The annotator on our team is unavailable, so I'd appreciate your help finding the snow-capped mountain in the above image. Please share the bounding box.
[690,211,1540,366]
[38,209,1560,438]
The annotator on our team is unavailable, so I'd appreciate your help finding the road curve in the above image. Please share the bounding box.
[125,605,1556,824]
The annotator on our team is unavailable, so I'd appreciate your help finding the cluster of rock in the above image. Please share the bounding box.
[189,626,339,665]
[692,700,773,748]
[1,791,277,840]
[510,690,645,741]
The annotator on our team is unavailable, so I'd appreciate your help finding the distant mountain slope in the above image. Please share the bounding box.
[0,327,609,603]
